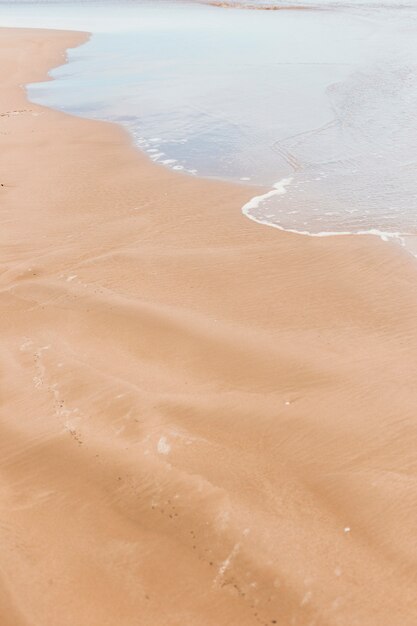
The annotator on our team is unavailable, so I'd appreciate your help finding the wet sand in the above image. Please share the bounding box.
[1,27,417,626]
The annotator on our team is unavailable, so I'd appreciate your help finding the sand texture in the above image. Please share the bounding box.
[1,27,417,626]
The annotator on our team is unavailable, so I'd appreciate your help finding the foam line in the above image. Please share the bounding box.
[242,178,415,253]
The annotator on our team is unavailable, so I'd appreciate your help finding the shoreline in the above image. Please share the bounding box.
[26,27,417,253]
[1,26,417,626]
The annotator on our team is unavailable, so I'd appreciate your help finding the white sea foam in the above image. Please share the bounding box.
[242,177,293,212]
[242,178,415,254]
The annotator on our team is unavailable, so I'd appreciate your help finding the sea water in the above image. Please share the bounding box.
[1,0,417,236]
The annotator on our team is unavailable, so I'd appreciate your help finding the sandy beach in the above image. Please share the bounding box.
[1,27,417,625]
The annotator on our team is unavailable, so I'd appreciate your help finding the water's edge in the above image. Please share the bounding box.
[18,23,417,259]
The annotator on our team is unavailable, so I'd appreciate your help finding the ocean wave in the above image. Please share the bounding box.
[198,0,417,10]
[199,1,320,10]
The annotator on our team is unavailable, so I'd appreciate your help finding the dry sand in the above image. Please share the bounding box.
[1,27,417,626]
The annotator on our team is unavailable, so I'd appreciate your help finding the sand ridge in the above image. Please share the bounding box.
[0,27,417,626]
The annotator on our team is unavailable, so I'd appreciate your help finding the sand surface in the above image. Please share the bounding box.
[1,27,417,626]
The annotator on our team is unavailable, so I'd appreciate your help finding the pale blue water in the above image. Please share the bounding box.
[1,0,417,235]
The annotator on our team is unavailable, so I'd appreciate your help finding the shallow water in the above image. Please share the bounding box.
[1,0,417,236]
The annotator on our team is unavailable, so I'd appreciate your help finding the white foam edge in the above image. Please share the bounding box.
[242,177,414,254]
